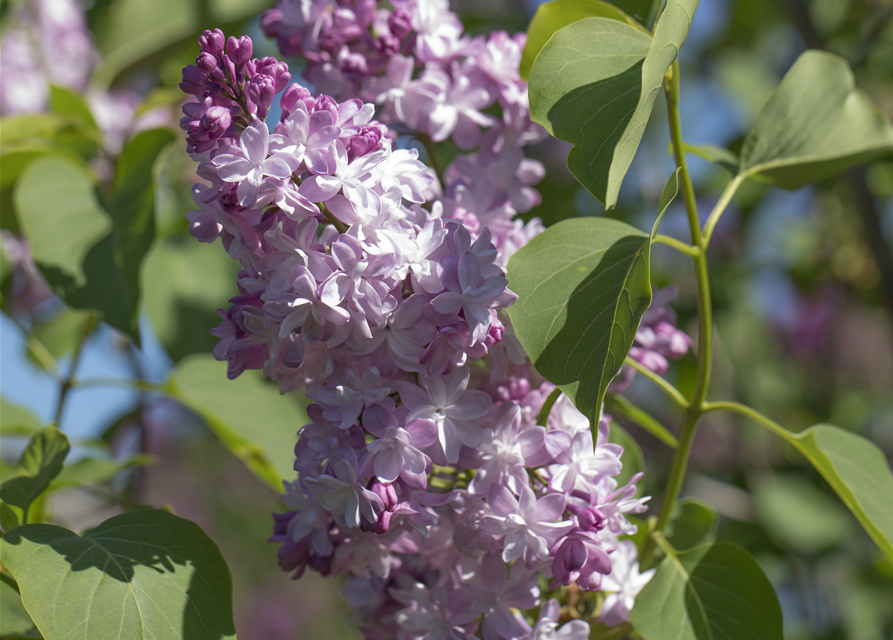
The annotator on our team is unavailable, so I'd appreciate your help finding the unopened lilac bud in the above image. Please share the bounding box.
[197,51,217,73]
[388,6,413,40]
[201,105,232,135]
[279,83,311,119]
[180,65,207,94]
[226,35,252,65]
[346,124,382,160]
[248,76,275,118]
[369,480,398,510]
[199,28,225,56]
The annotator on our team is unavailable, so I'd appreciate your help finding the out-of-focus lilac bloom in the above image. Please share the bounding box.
[423,64,496,148]
[599,540,655,626]
[280,480,334,556]
[481,483,573,564]
[531,599,591,640]
[396,366,491,463]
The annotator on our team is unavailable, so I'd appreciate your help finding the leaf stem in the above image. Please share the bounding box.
[700,401,792,441]
[643,60,715,565]
[701,174,744,247]
[53,315,97,426]
[653,234,701,257]
[604,393,679,448]
[537,386,562,426]
[418,133,445,191]
[623,356,689,409]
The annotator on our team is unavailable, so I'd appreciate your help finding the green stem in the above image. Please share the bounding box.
[320,202,349,234]
[701,401,791,441]
[53,315,97,426]
[653,234,701,257]
[701,174,744,247]
[624,356,689,409]
[537,387,562,426]
[418,134,445,191]
[604,394,679,448]
[643,60,715,566]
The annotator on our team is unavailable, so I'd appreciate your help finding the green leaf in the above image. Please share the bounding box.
[631,542,784,640]
[14,156,110,287]
[507,217,653,423]
[604,393,679,447]
[20,131,174,342]
[520,0,643,81]
[738,50,893,188]
[788,424,893,562]
[141,238,239,361]
[0,398,43,437]
[1,509,235,640]
[0,574,41,639]
[529,0,699,207]
[608,422,644,487]
[26,309,94,368]
[48,453,155,492]
[607,0,653,24]
[753,472,850,554]
[680,141,739,173]
[666,498,717,552]
[48,86,99,136]
[0,427,70,527]
[167,354,308,491]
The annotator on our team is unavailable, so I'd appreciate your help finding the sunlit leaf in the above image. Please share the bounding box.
[48,453,155,492]
[520,0,643,80]
[631,542,784,640]
[167,354,308,491]
[739,50,893,188]
[529,0,698,207]
[1,510,235,640]
[788,424,893,562]
[0,427,70,528]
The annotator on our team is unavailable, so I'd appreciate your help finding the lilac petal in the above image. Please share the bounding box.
[406,419,438,448]
[308,124,341,148]
[395,381,430,410]
[236,180,260,207]
[431,292,463,315]
[420,375,447,409]
[373,448,402,483]
[487,485,518,517]
[534,493,567,522]
[446,390,491,420]
[215,157,254,182]
[452,418,484,448]
[241,120,270,164]
[457,252,481,291]
[300,175,342,201]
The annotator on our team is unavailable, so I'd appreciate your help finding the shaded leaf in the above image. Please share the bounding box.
[520,0,643,80]
[608,422,644,488]
[666,498,717,552]
[507,217,653,423]
[739,50,893,188]
[529,0,699,207]
[26,309,94,368]
[680,141,738,173]
[167,354,308,491]
[0,427,70,527]
[48,86,99,137]
[141,237,239,361]
[0,573,41,639]
[631,542,784,640]
[789,424,893,562]
[1,509,235,640]
[0,398,43,437]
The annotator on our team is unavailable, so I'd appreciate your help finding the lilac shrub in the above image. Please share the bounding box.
[177,1,693,635]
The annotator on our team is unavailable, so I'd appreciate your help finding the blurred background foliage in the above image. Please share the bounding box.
[0,0,891,638]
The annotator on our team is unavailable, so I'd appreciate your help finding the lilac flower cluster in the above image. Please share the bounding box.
[179,9,681,635]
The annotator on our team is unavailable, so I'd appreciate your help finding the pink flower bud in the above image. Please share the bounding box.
[226,35,252,65]
[199,28,225,56]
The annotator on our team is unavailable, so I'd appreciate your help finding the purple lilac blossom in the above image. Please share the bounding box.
[177,11,677,635]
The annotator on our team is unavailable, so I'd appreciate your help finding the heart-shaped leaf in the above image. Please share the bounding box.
[631,542,784,640]
[167,354,308,491]
[0,426,70,527]
[520,0,644,80]
[529,0,699,207]
[1,509,235,640]
[0,574,40,639]
[507,217,653,424]
[738,50,893,188]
